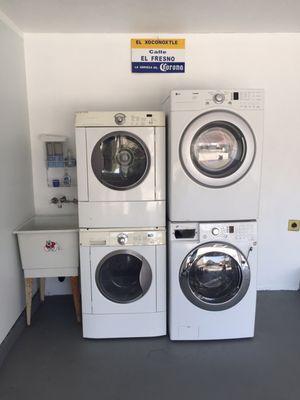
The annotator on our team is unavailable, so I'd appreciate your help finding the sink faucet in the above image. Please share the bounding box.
[50,197,62,208]
[60,196,67,204]
[50,196,78,208]
[60,196,78,205]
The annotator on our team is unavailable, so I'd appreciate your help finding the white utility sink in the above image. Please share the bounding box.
[14,215,79,278]
[14,215,81,325]
[15,215,78,233]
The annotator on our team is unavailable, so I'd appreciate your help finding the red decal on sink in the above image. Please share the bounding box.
[44,240,60,252]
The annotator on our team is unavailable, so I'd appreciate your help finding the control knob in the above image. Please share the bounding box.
[117,233,128,245]
[212,227,220,236]
[213,93,225,104]
[114,113,126,125]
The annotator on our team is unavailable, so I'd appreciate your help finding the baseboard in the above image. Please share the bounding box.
[257,286,300,291]
[0,292,41,368]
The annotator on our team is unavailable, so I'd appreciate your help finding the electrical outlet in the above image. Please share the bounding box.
[288,220,300,231]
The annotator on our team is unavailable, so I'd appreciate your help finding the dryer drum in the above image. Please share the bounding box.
[179,109,256,189]
[190,121,247,178]
[91,131,151,190]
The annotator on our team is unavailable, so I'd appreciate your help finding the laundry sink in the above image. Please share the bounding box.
[14,215,79,277]
[15,215,78,232]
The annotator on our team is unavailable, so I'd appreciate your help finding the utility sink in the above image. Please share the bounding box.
[14,215,79,278]
[15,215,78,233]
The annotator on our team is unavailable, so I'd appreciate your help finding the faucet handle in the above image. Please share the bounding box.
[50,197,59,204]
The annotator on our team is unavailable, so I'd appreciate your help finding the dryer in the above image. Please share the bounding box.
[168,221,257,340]
[80,228,166,338]
[75,112,165,228]
[163,90,264,221]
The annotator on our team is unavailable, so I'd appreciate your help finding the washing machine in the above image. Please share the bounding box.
[80,227,166,338]
[163,90,264,221]
[75,111,165,228]
[168,220,257,340]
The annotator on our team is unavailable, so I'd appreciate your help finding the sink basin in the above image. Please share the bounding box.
[14,215,79,278]
[14,215,78,233]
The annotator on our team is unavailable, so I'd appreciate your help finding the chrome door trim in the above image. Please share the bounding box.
[91,130,151,191]
[179,110,256,188]
[95,249,152,304]
[179,242,251,311]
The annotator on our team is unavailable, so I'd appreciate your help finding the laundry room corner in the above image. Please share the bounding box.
[0,14,35,346]
[3,2,300,399]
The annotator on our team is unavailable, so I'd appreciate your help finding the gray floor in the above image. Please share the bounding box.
[0,292,300,400]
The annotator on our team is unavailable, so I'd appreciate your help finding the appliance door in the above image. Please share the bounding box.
[91,246,157,314]
[179,242,250,311]
[180,110,255,188]
[87,127,155,201]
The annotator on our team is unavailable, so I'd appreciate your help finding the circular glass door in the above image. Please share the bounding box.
[95,250,152,303]
[91,131,150,190]
[190,121,246,178]
[179,243,250,311]
[180,110,256,188]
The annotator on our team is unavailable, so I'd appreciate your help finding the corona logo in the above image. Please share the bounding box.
[160,63,168,72]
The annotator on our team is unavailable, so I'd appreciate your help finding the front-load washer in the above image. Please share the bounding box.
[80,227,166,338]
[168,220,257,340]
[163,90,264,221]
[75,111,165,228]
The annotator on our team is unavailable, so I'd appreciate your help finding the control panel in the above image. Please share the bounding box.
[169,89,264,111]
[80,229,166,246]
[126,113,160,126]
[75,111,165,127]
[199,221,257,242]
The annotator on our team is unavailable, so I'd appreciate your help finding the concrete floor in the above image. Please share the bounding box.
[0,292,300,400]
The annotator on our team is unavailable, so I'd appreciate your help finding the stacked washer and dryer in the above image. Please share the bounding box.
[75,112,166,338]
[164,90,264,340]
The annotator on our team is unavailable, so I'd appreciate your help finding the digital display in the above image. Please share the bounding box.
[229,226,234,233]
[233,92,239,100]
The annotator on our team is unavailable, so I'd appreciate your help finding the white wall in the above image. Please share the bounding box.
[24,33,300,290]
[0,20,34,343]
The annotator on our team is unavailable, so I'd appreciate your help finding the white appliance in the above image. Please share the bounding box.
[75,112,166,228]
[80,228,166,338]
[168,221,257,340]
[163,90,264,221]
